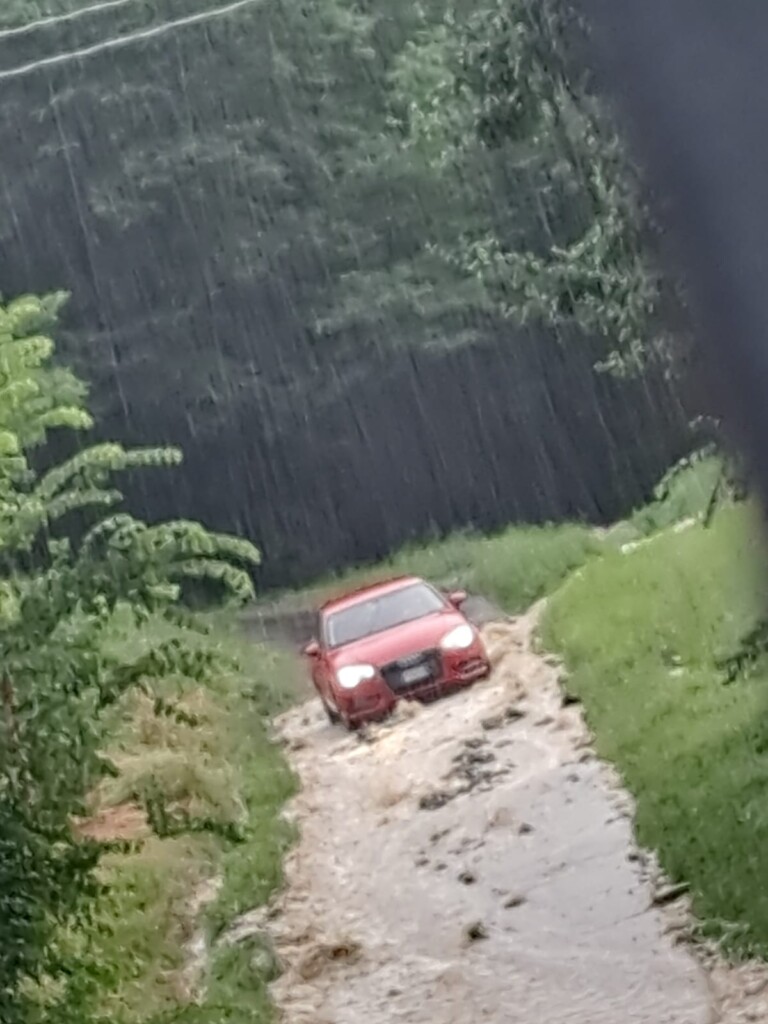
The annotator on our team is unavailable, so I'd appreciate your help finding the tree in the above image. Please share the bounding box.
[0,0,692,585]
[393,0,676,376]
[0,293,260,1023]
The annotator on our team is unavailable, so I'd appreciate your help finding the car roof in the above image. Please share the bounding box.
[320,575,427,615]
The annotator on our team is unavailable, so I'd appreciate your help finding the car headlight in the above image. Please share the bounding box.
[337,664,377,689]
[440,624,476,650]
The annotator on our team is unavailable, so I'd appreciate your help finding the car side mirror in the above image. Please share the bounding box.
[448,589,468,608]
[302,639,320,658]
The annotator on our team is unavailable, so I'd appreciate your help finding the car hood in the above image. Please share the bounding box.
[328,609,469,668]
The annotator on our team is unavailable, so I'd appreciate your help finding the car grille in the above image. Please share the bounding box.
[381,649,442,693]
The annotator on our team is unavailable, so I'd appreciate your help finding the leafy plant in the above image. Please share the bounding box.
[0,294,261,1024]
[392,0,683,378]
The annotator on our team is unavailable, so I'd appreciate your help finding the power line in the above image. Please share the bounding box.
[0,0,261,81]
[0,0,140,40]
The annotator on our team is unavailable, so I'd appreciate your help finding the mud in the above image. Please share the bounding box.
[267,605,768,1023]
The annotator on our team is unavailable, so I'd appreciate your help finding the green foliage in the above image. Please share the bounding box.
[394,0,676,375]
[627,451,724,537]
[543,506,768,957]
[469,1,666,372]
[85,617,300,1024]
[0,294,262,1023]
[0,0,693,590]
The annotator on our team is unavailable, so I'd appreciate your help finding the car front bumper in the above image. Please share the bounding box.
[335,645,491,727]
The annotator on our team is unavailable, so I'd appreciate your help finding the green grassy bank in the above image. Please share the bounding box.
[544,504,768,957]
[82,618,302,1023]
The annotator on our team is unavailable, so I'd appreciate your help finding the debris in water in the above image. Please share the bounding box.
[464,920,488,943]
[391,699,421,722]
[652,882,690,907]
[452,748,494,767]
[296,938,362,981]
[486,805,516,830]
[418,790,452,811]
[480,713,504,731]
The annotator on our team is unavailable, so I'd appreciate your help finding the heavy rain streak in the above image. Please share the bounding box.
[2,3,768,1024]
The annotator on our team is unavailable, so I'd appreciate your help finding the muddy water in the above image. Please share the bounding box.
[266,607,765,1024]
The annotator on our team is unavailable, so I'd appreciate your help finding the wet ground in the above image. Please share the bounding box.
[264,604,768,1023]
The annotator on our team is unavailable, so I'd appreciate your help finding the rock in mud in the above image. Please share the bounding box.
[503,894,527,910]
[458,869,477,885]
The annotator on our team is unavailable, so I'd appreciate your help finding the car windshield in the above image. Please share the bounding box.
[324,582,446,648]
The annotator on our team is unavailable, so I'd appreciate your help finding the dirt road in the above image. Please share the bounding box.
[265,605,767,1023]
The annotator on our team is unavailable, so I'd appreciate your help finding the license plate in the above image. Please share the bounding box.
[401,664,430,685]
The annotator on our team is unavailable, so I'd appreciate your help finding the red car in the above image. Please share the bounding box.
[302,576,491,729]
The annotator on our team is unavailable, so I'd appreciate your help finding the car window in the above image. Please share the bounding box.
[324,583,446,648]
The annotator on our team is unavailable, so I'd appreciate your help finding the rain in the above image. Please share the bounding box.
[2,2,768,1023]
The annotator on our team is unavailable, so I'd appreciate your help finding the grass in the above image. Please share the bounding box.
[264,456,724,621]
[629,453,723,538]
[543,503,768,957]
[84,615,302,1024]
[269,522,604,617]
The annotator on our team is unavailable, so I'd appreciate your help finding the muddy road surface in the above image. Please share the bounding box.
[266,606,767,1024]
